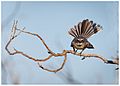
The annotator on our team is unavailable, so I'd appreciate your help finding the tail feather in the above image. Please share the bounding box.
[75,25,80,35]
[68,19,102,38]
[84,26,94,38]
[81,20,86,34]
[83,21,93,38]
[74,25,79,36]
[84,24,101,38]
[68,31,76,37]
[81,19,89,36]
[94,25,101,33]
[85,27,95,38]
[70,28,78,37]
[84,23,96,38]
[78,22,82,35]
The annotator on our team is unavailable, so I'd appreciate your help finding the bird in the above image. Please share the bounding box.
[68,19,102,55]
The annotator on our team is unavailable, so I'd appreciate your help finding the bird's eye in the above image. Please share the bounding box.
[77,38,84,42]
[80,39,84,41]
[76,39,80,42]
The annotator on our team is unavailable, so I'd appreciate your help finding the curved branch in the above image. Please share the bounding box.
[5,21,119,73]
[65,50,119,65]
[13,48,53,62]
[16,28,55,55]
[37,54,67,73]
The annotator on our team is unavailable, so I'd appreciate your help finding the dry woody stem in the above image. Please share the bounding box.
[5,21,119,73]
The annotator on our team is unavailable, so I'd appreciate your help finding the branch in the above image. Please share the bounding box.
[5,21,119,73]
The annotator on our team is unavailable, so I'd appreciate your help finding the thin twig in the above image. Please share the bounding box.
[37,54,67,73]
[16,28,55,55]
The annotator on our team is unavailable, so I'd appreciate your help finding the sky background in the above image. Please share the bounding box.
[1,1,119,84]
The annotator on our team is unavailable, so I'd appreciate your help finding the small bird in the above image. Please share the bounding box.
[68,19,102,54]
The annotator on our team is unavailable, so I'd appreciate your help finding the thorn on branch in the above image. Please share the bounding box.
[48,51,51,54]
[106,60,115,64]
[115,68,119,70]
[38,63,44,69]
[81,56,86,60]
[13,47,17,52]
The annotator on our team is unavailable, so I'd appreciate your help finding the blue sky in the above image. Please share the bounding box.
[2,1,118,84]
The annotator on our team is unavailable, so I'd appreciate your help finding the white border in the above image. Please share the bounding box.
[1,0,119,85]
[1,0,119,1]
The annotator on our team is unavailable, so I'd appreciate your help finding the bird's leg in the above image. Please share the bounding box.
[80,48,86,60]
[75,49,78,53]
[73,47,77,54]
[80,49,84,55]
[80,48,85,56]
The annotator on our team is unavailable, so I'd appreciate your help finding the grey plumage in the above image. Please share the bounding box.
[68,19,102,54]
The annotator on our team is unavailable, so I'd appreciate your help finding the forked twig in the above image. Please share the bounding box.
[5,21,119,73]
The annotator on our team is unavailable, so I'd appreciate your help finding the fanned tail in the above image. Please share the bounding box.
[68,22,82,37]
[68,19,102,38]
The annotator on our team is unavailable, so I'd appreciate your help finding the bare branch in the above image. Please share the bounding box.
[15,28,55,55]
[37,54,67,73]
[5,21,119,73]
